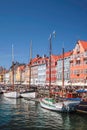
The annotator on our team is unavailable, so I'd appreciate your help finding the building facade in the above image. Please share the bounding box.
[37,56,48,86]
[57,50,72,86]
[46,55,59,85]
[70,40,87,86]
[1,40,87,87]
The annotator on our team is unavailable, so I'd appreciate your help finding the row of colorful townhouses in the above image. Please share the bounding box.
[0,40,87,87]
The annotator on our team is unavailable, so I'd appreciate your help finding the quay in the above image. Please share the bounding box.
[1,84,87,101]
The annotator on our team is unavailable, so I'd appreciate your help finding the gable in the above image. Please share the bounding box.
[73,40,86,54]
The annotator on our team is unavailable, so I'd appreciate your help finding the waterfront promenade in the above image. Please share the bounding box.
[0,83,86,98]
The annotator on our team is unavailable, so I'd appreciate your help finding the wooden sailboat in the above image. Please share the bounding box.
[40,33,80,112]
[20,41,37,98]
[4,45,20,98]
[75,89,87,114]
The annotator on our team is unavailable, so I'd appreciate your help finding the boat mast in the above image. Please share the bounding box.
[62,47,64,90]
[49,31,56,97]
[12,44,14,90]
[29,41,32,89]
[49,34,52,97]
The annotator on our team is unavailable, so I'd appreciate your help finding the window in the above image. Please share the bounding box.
[74,70,76,75]
[84,51,87,56]
[84,60,87,64]
[76,60,80,65]
[42,60,44,64]
[84,69,87,74]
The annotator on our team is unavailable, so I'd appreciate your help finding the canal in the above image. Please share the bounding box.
[0,94,87,130]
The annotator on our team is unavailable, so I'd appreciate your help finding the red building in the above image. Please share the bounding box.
[46,55,59,85]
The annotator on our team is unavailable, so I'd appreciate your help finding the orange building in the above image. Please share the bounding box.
[70,40,87,86]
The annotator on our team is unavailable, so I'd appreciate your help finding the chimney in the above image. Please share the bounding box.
[37,54,39,58]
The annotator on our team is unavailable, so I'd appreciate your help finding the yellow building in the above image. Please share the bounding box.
[15,65,25,84]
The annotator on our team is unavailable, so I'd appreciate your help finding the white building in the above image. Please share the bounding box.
[38,64,46,86]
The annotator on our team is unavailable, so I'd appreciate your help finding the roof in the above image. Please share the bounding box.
[31,57,39,64]
[19,65,25,71]
[51,55,60,61]
[59,50,73,59]
[29,56,48,65]
[76,89,87,93]
[78,40,87,50]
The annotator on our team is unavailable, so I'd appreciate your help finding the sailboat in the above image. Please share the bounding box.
[20,41,37,98]
[4,45,20,98]
[40,33,80,112]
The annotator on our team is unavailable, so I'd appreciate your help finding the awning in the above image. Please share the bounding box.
[76,89,87,93]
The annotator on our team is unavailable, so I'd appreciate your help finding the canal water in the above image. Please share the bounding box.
[0,94,87,130]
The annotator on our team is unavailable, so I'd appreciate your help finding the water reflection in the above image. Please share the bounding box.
[21,99,70,130]
[39,107,69,129]
[0,95,87,130]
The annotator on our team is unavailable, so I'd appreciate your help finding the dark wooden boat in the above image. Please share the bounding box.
[76,101,87,114]
[76,89,87,114]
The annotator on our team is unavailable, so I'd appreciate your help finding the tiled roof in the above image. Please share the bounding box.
[31,57,39,63]
[51,55,60,61]
[27,57,40,66]
[59,50,73,59]
[19,65,25,71]
[78,40,87,50]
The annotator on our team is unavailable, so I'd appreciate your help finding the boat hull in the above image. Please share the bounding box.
[40,98,80,112]
[4,91,20,98]
[20,91,36,98]
[76,101,87,114]
[40,99,64,112]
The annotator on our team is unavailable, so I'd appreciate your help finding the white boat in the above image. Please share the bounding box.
[40,35,80,112]
[20,90,36,98]
[20,42,37,99]
[4,45,20,99]
[40,98,80,112]
[4,91,20,98]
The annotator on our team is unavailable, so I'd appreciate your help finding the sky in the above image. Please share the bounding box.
[0,0,87,69]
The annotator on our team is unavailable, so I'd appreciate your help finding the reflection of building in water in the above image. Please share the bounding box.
[3,97,21,105]
[21,99,38,119]
[21,98,31,111]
